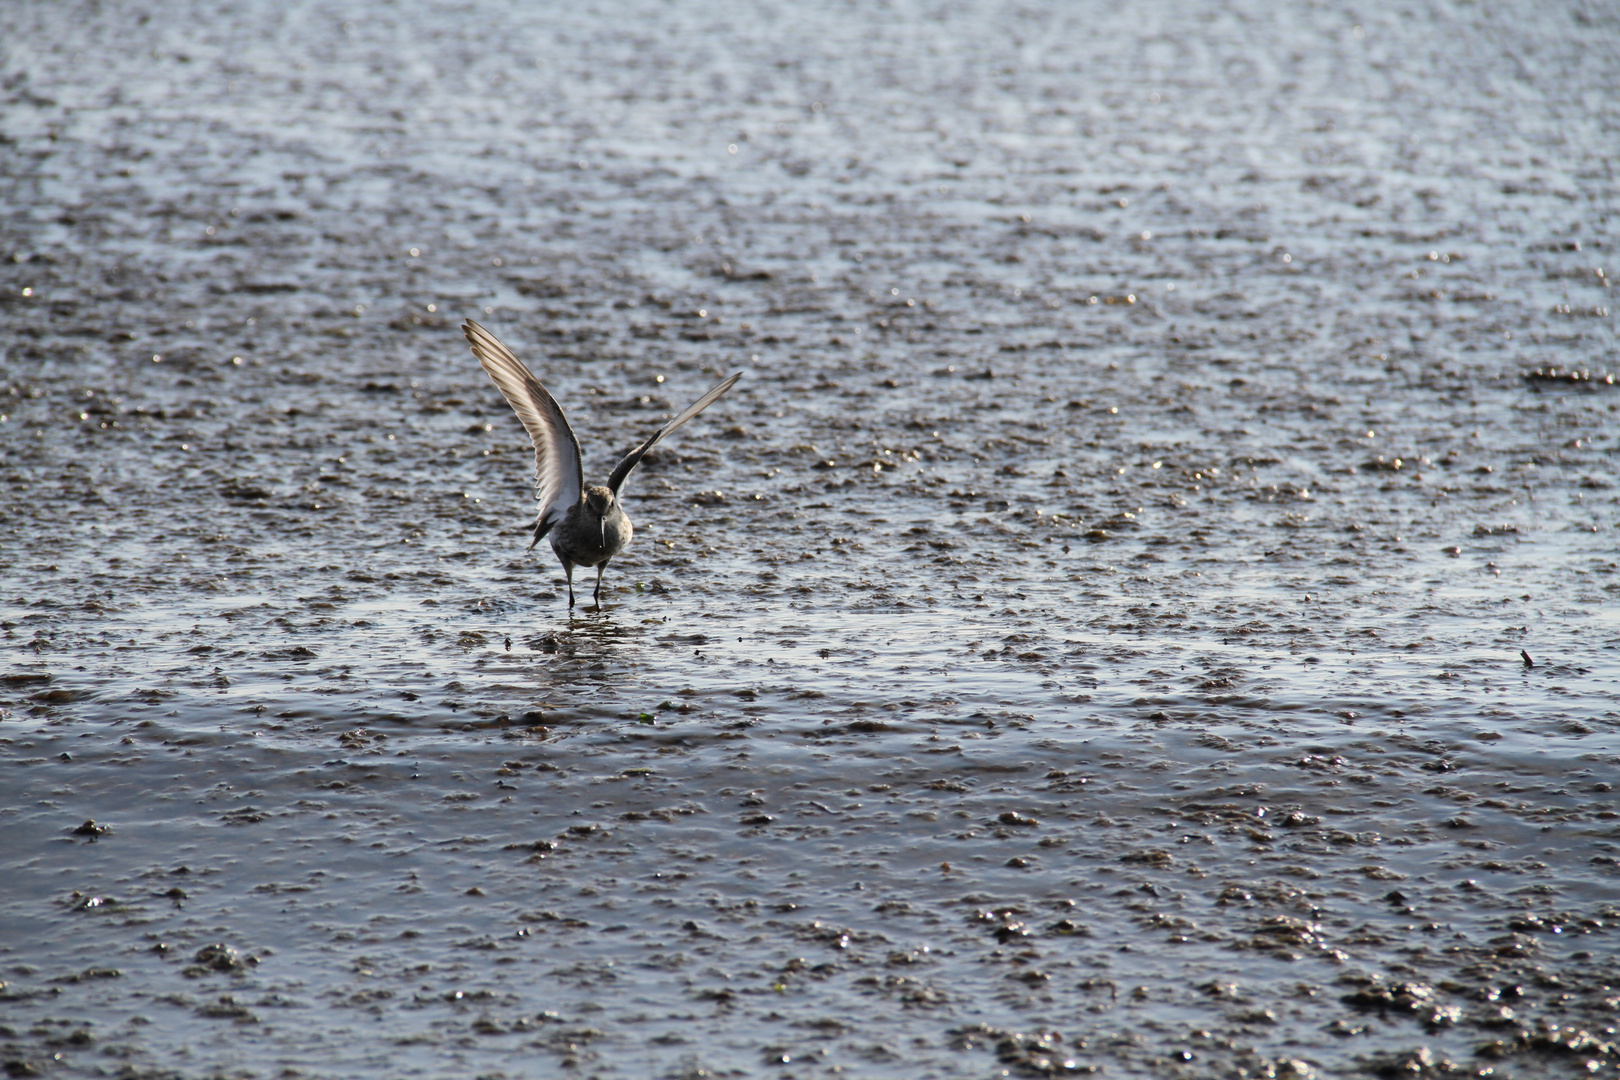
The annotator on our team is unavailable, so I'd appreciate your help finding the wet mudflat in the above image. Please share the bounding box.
[2,0,1618,1077]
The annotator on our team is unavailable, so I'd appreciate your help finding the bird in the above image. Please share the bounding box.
[464,319,742,610]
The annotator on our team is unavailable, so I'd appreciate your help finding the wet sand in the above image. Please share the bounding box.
[2,0,1618,1077]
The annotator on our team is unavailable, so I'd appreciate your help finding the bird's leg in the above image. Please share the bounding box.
[593,560,611,608]
[562,560,576,609]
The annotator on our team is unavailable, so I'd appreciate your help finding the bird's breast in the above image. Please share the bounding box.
[550,503,632,567]
[602,508,632,554]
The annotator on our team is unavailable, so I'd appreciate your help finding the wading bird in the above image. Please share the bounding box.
[464,320,742,609]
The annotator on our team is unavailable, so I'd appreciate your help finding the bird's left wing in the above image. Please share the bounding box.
[606,370,743,497]
[463,320,584,546]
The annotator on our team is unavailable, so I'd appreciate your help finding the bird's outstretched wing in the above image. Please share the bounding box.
[607,370,743,496]
[463,320,584,546]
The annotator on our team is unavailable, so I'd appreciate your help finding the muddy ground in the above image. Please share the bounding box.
[2,0,1618,1077]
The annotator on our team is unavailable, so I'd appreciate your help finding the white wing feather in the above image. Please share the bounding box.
[463,320,583,545]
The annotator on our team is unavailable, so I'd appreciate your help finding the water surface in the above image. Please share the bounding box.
[2,1,1618,1077]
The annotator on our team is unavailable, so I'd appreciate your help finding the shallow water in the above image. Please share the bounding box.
[2,0,1618,1077]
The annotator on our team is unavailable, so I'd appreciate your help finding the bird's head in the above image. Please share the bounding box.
[583,486,615,548]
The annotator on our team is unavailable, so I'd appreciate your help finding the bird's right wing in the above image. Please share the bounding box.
[463,320,583,546]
